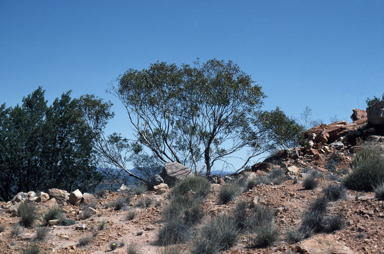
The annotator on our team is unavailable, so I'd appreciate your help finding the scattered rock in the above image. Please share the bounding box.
[153,183,169,194]
[69,189,82,206]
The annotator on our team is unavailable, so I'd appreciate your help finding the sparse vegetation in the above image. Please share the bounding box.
[0,224,5,232]
[308,196,329,214]
[126,209,137,220]
[11,224,24,236]
[374,181,384,200]
[324,214,345,233]
[112,197,128,210]
[135,197,153,208]
[249,224,279,248]
[134,182,148,195]
[233,200,248,230]
[33,227,50,241]
[218,182,242,204]
[43,206,63,225]
[168,176,211,200]
[98,221,106,230]
[322,183,346,201]
[265,168,285,185]
[157,246,182,254]
[343,149,384,191]
[59,218,76,226]
[248,205,275,230]
[157,220,191,246]
[95,189,109,198]
[81,206,93,219]
[21,244,40,254]
[302,175,319,190]
[18,203,40,228]
[183,205,204,226]
[126,242,140,254]
[78,236,92,246]
[285,228,304,244]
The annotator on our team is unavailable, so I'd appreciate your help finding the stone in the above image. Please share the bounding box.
[81,193,96,205]
[351,108,367,121]
[69,189,82,206]
[75,224,87,230]
[11,192,28,203]
[160,162,194,186]
[367,101,384,125]
[330,141,344,150]
[251,162,275,172]
[153,183,169,194]
[117,184,131,193]
[287,166,300,174]
[147,175,164,189]
[43,198,59,208]
[48,188,68,205]
[315,128,329,144]
[249,196,259,208]
[27,191,36,198]
[219,178,226,185]
[7,203,20,216]
[145,225,155,231]
[296,234,354,254]
[306,140,315,149]
[264,150,288,162]
[36,192,50,202]
[49,219,60,226]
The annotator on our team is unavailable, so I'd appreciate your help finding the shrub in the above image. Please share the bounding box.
[192,215,239,252]
[98,221,106,230]
[350,149,382,169]
[11,224,24,236]
[126,209,137,220]
[78,236,92,246]
[322,184,346,201]
[218,183,242,204]
[267,168,285,185]
[310,169,324,179]
[249,224,279,248]
[33,227,50,241]
[300,210,324,237]
[127,242,140,254]
[21,244,40,254]
[248,205,275,230]
[60,218,76,226]
[0,224,5,233]
[246,177,263,190]
[324,214,345,233]
[343,156,384,191]
[163,195,202,222]
[43,206,63,225]
[308,196,329,214]
[157,220,191,246]
[169,176,211,200]
[285,228,304,244]
[95,189,109,198]
[18,203,40,228]
[81,206,93,219]
[135,197,153,208]
[233,200,248,230]
[183,205,204,226]
[157,246,182,254]
[110,241,118,250]
[374,181,384,200]
[134,182,148,195]
[302,175,318,190]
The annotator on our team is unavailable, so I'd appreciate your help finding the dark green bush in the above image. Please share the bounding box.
[250,224,279,248]
[183,205,204,226]
[322,184,346,201]
[302,175,319,190]
[323,214,345,233]
[308,196,329,214]
[343,150,384,191]
[285,228,304,244]
[157,220,191,246]
[233,200,248,230]
[300,210,324,237]
[248,205,275,230]
[18,203,40,228]
[267,168,285,185]
[169,176,211,200]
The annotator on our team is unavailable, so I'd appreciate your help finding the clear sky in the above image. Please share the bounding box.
[1,0,383,171]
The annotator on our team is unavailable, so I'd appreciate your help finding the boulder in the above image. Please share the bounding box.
[315,128,329,144]
[287,166,300,174]
[11,192,28,203]
[251,162,275,172]
[147,175,164,189]
[160,162,194,186]
[81,193,96,205]
[69,189,82,206]
[153,183,169,194]
[36,192,50,202]
[43,198,59,208]
[296,234,354,254]
[350,108,367,121]
[48,188,68,205]
[367,101,384,126]
[117,184,131,193]
[264,150,288,162]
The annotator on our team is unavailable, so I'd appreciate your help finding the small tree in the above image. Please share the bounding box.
[366,93,384,107]
[109,59,301,176]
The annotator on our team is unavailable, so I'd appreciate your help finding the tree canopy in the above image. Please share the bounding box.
[108,59,303,176]
[0,87,103,201]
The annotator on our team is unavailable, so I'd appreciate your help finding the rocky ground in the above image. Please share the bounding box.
[1,107,384,254]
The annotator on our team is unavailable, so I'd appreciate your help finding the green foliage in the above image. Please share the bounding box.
[374,181,384,200]
[285,228,304,244]
[343,149,384,191]
[248,205,275,230]
[183,205,204,226]
[126,242,140,254]
[323,214,345,233]
[0,87,103,201]
[111,59,275,175]
[169,176,211,200]
[18,203,40,228]
[126,209,137,220]
[322,184,346,201]
[366,93,383,107]
[233,200,248,230]
[157,220,191,246]
[135,197,153,208]
[218,182,242,204]
[249,224,279,248]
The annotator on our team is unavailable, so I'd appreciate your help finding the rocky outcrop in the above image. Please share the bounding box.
[48,188,69,205]
[367,101,384,126]
[160,162,194,186]
[147,175,164,189]
[296,234,355,254]
[351,109,367,121]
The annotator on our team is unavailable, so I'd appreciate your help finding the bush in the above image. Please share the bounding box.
[233,200,248,230]
[11,224,24,236]
[169,176,211,200]
[78,236,92,246]
[302,175,319,190]
[18,203,40,228]
[127,242,140,254]
[350,149,382,169]
[343,155,384,191]
[135,197,153,208]
[134,182,148,195]
[192,215,239,252]
[250,224,279,248]
[33,227,50,241]
[126,210,137,220]
[308,196,329,214]
[95,189,109,198]
[43,206,63,225]
[81,206,93,219]
[248,205,275,230]
[98,221,106,230]
[374,181,384,200]
[285,228,304,244]
[324,214,345,233]
[21,244,40,254]
[157,220,191,246]
[322,184,346,201]
[183,205,204,226]
[157,246,182,254]
[300,210,324,237]
[110,241,118,250]
[218,183,242,204]
[246,177,263,190]
[60,218,76,226]
[266,168,285,185]
[163,195,202,222]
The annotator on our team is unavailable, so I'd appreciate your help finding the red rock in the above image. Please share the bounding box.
[351,108,367,121]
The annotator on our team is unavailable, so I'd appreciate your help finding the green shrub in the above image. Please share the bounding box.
[302,175,318,190]
[300,211,324,237]
[21,244,40,254]
[157,220,191,246]
[183,205,204,226]
[98,221,106,230]
[134,182,148,195]
[246,177,263,190]
[218,183,242,204]
[95,189,109,198]
[324,214,345,233]
[135,197,153,208]
[343,151,384,191]
[285,228,304,244]
[157,246,182,254]
[78,236,92,246]
[169,176,211,200]
[18,203,40,228]
[127,242,140,254]
[266,168,285,185]
[33,227,50,241]
[322,184,346,201]
[110,197,128,210]
[233,200,248,230]
[308,196,329,214]
[249,224,279,248]
[248,205,274,230]
[43,206,63,225]
[192,215,239,253]
[374,181,384,200]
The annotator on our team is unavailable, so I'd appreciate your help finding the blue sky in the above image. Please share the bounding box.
[1,0,383,171]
